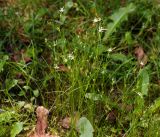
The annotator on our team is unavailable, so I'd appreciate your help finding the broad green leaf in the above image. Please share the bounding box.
[77,117,94,137]
[85,93,117,109]
[5,79,18,91]
[85,93,103,101]
[0,55,9,72]
[149,98,160,113]
[23,85,31,91]
[0,61,5,72]
[33,89,39,97]
[35,8,48,19]
[17,101,25,109]
[103,3,136,41]
[110,53,127,62]
[125,31,133,45]
[10,122,23,137]
[139,68,149,96]
[65,1,73,9]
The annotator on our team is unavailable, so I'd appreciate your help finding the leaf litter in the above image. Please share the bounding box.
[28,106,59,137]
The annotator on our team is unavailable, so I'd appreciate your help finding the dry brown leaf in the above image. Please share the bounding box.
[10,49,32,63]
[24,57,32,63]
[121,0,126,6]
[107,109,118,124]
[61,117,71,129]
[29,106,55,137]
[76,28,84,35]
[56,64,70,72]
[134,46,148,67]
[134,46,144,60]
[17,27,30,44]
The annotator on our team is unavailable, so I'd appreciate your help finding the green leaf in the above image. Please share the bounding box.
[35,8,48,19]
[10,122,23,137]
[5,79,18,91]
[138,68,149,96]
[125,31,133,45]
[85,93,103,101]
[103,3,136,41]
[149,98,160,113]
[77,117,94,137]
[110,53,127,62]
[0,111,13,123]
[0,55,9,72]
[64,0,73,14]
[0,61,5,72]
[33,89,39,97]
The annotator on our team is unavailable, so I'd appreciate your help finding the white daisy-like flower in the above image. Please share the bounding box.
[137,92,143,98]
[68,53,74,60]
[93,17,101,23]
[45,38,48,43]
[140,61,144,66]
[98,26,107,32]
[59,7,64,13]
[54,64,59,69]
[107,48,113,52]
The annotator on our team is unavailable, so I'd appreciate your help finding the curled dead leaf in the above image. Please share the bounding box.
[61,117,71,129]
[56,64,70,72]
[29,106,55,137]
[107,109,118,124]
[11,49,32,63]
[134,46,144,60]
[24,57,32,63]
[134,46,148,67]
[76,28,84,35]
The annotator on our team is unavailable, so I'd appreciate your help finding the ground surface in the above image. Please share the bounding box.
[0,0,160,137]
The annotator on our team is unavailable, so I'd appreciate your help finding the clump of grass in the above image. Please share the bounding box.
[1,0,160,136]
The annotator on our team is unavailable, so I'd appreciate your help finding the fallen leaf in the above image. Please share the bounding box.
[29,106,54,137]
[134,46,148,67]
[24,57,32,63]
[134,46,144,60]
[107,109,118,124]
[61,117,71,129]
[121,0,126,6]
[56,64,70,72]
[11,49,32,64]
[76,28,84,35]
[17,27,30,44]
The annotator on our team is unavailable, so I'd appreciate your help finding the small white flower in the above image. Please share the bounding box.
[107,48,113,52]
[59,7,64,13]
[45,38,48,43]
[98,26,107,32]
[68,53,74,60]
[137,92,143,98]
[93,17,101,23]
[15,12,19,15]
[54,64,59,69]
[140,61,144,66]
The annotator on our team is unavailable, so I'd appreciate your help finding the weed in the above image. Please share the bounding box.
[0,0,160,136]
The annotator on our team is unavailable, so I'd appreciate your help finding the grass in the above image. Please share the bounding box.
[1,0,160,136]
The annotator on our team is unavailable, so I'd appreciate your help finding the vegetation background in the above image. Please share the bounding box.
[0,0,160,136]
